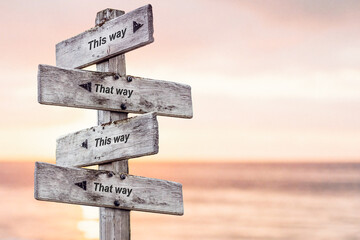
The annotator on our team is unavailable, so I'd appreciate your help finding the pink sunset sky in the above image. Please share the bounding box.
[1,0,360,162]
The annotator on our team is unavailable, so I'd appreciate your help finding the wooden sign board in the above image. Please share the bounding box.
[38,64,193,119]
[34,162,184,215]
[56,4,154,69]
[57,112,158,167]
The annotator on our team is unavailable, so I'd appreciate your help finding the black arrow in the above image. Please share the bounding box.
[133,21,143,33]
[75,181,87,191]
[79,82,92,92]
[81,139,88,149]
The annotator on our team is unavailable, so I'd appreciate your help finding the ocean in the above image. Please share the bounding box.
[1,162,359,240]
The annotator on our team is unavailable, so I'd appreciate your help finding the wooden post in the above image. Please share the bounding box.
[95,9,130,240]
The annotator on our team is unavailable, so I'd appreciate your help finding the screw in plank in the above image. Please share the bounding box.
[126,76,132,82]
[107,172,113,177]
[114,200,120,207]
[120,103,127,110]
[114,74,120,80]
[120,173,126,180]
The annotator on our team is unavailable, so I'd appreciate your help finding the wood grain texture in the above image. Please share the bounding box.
[97,58,130,240]
[95,9,125,27]
[95,11,131,239]
[56,112,158,167]
[99,157,130,240]
[56,4,154,69]
[37,64,193,118]
[34,162,184,215]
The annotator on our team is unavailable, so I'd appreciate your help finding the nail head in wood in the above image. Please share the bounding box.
[114,74,120,80]
[114,200,120,207]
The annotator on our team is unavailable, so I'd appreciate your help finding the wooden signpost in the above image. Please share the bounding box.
[56,112,159,167]
[56,5,154,69]
[38,64,193,118]
[34,4,192,240]
[35,162,183,215]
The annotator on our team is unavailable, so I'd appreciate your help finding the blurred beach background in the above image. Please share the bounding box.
[1,0,360,239]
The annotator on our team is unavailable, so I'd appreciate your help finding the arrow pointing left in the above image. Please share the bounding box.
[81,139,88,149]
[75,181,87,191]
[79,82,91,92]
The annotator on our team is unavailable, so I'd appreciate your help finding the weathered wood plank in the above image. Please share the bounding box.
[56,4,154,69]
[56,112,158,167]
[37,64,193,118]
[34,162,184,215]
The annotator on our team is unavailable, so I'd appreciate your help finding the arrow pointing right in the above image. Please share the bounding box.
[133,21,143,33]
[56,5,154,69]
